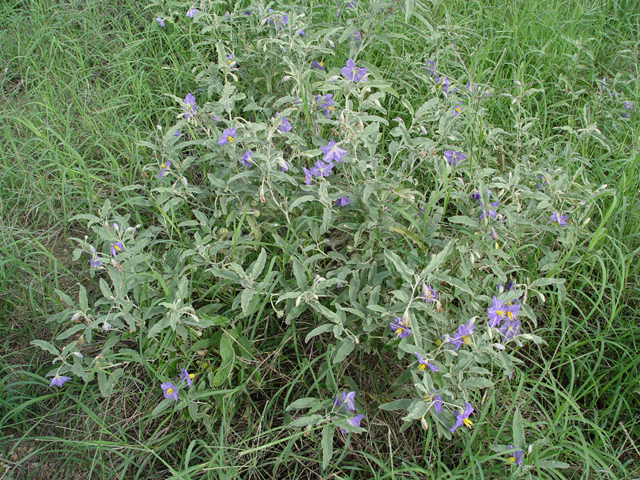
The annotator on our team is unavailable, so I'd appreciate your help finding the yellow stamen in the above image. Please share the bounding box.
[507,311,514,320]
[418,364,426,371]
[495,242,500,249]
[462,335,470,345]
[319,62,324,66]
[189,374,194,379]
[160,163,166,169]
[395,328,403,335]
[227,136,234,143]
[423,395,433,402]
[114,245,121,251]
[166,388,173,395]
[508,456,516,463]
[463,418,473,428]
[496,310,505,317]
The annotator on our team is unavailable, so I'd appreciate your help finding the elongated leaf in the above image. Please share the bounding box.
[322,425,334,470]
[513,407,525,447]
[286,398,320,411]
[290,414,323,427]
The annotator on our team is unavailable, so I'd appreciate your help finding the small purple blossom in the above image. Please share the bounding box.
[450,321,474,351]
[341,58,367,83]
[487,296,507,327]
[350,31,361,41]
[156,17,165,27]
[345,1,355,7]
[173,129,180,137]
[298,29,305,36]
[320,140,347,163]
[498,318,521,341]
[182,93,196,120]
[179,369,194,388]
[453,104,462,116]
[421,285,438,302]
[334,391,356,412]
[277,115,292,132]
[414,352,438,372]
[158,159,172,178]
[302,167,314,185]
[240,150,252,168]
[280,161,289,172]
[389,318,412,339]
[443,150,465,166]
[508,445,524,466]
[310,61,325,71]
[550,211,567,226]
[316,93,334,118]
[49,376,71,388]
[311,159,333,177]
[217,127,236,145]
[161,382,178,401]
[336,196,350,207]
[110,242,124,257]
[227,54,237,69]
[623,101,633,111]
[424,390,443,413]
[341,414,364,433]
[450,403,474,433]
[102,323,110,332]
[186,7,198,18]
[89,247,102,268]
[479,201,500,220]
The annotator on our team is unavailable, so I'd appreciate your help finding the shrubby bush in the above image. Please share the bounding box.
[35,0,611,472]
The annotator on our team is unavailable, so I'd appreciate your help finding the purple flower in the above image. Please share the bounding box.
[311,61,325,71]
[453,104,462,116]
[498,318,521,341]
[550,211,567,226]
[302,167,314,185]
[414,352,438,372]
[450,321,474,351]
[182,93,196,120]
[89,247,102,268]
[161,382,179,401]
[311,160,333,178]
[450,403,474,433]
[298,29,305,36]
[240,150,252,168]
[341,58,367,83]
[179,369,194,388]
[424,390,443,413]
[268,13,287,28]
[421,284,438,302]
[227,54,237,69]
[217,127,236,145]
[320,140,347,163]
[334,391,356,412]
[508,444,524,466]
[110,242,124,257]
[277,115,292,132]
[316,93,334,118]
[623,101,633,111]
[438,77,451,98]
[341,414,364,433]
[102,323,110,332]
[158,159,172,178]
[470,191,481,202]
[479,201,500,220]
[345,1,355,7]
[49,376,71,387]
[156,17,165,27]
[443,150,465,166]
[389,318,412,339]
[186,7,198,18]
[487,296,507,328]
[336,196,350,207]
[350,31,361,41]
[280,161,289,172]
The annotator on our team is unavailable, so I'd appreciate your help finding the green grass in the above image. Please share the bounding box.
[1,0,639,478]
